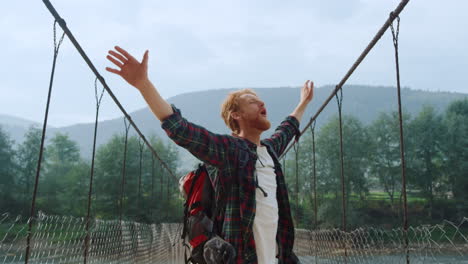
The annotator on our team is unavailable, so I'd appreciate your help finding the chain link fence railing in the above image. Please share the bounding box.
[1,212,184,264]
[294,217,468,263]
[2,212,467,264]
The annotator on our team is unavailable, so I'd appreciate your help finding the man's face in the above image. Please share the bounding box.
[236,93,271,132]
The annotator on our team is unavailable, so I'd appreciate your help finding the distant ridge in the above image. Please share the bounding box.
[1,85,466,161]
[0,114,42,128]
[0,114,45,145]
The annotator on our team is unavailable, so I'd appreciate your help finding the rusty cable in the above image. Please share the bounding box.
[390,13,410,264]
[335,88,348,263]
[84,77,105,264]
[25,21,65,264]
[279,0,411,160]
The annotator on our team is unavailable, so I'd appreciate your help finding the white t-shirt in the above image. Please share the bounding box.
[253,145,279,264]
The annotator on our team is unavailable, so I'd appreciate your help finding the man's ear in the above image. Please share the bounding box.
[231,111,241,121]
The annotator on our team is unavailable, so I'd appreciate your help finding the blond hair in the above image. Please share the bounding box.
[221,89,257,135]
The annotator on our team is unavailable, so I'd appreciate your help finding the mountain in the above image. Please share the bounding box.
[1,85,466,166]
[0,114,46,145]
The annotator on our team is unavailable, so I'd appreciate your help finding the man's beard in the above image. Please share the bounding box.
[250,115,271,131]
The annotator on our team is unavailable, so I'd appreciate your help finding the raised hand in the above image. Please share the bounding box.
[290,80,315,122]
[300,80,314,105]
[106,46,149,90]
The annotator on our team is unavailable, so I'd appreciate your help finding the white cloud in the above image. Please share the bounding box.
[1,0,467,126]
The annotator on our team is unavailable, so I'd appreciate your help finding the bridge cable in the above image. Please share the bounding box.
[42,0,177,182]
[119,118,132,222]
[279,0,410,160]
[25,20,65,264]
[390,13,410,264]
[160,160,164,214]
[150,155,155,220]
[309,121,318,264]
[84,77,106,264]
[166,162,170,220]
[137,138,144,220]
[335,88,348,263]
[117,118,131,262]
[293,142,300,226]
[310,121,318,231]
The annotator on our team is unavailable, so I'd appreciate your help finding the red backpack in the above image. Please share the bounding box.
[179,164,225,263]
[180,141,253,263]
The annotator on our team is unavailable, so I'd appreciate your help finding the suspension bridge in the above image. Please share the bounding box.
[1,0,467,263]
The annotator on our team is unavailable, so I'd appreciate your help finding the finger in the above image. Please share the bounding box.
[309,81,314,99]
[142,50,149,67]
[106,55,123,68]
[105,67,121,75]
[115,46,135,61]
[304,80,309,88]
[109,50,128,64]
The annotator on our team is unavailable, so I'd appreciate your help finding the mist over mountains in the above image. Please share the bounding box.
[1,85,466,162]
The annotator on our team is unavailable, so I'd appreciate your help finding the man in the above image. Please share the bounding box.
[106,46,314,264]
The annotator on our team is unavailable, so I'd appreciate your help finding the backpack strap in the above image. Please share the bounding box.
[182,164,205,240]
[260,140,279,161]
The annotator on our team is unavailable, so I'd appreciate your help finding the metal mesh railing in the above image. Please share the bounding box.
[294,217,468,263]
[1,212,184,264]
[2,212,467,264]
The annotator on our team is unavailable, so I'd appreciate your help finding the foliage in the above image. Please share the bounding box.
[1,99,467,229]
[442,99,468,217]
[368,112,410,211]
[0,126,18,213]
[16,126,42,215]
[406,105,445,217]
[93,134,180,223]
[284,100,468,228]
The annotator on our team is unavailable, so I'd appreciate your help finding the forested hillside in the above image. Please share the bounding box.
[1,85,466,160]
[0,94,466,227]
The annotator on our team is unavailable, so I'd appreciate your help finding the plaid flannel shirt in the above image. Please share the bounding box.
[162,105,301,264]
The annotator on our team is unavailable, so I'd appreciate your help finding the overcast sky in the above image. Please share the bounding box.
[1,0,467,127]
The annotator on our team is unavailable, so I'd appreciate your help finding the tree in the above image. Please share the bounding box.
[59,160,90,216]
[93,134,126,219]
[407,105,445,217]
[93,133,180,223]
[315,115,370,199]
[16,126,43,214]
[39,133,81,214]
[0,126,18,213]
[368,111,411,211]
[305,115,371,228]
[442,99,468,206]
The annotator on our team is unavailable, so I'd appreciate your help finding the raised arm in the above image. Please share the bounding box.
[161,105,234,167]
[105,46,233,167]
[264,80,314,156]
[106,46,173,121]
[290,80,314,122]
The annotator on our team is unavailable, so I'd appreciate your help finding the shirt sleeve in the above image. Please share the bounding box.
[161,104,233,167]
[263,116,300,157]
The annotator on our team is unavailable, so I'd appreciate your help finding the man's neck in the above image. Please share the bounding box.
[237,129,262,146]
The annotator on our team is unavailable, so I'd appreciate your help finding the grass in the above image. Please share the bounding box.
[319,191,428,203]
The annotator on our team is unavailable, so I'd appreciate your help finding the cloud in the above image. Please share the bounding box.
[1,0,467,126]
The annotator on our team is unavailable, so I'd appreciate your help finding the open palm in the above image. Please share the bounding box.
[106,46,149,89]
[301,80,314,104]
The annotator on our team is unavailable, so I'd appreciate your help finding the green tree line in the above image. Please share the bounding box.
[283,99,468,228]
[0,99,466,228]
[0,127,180,224]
